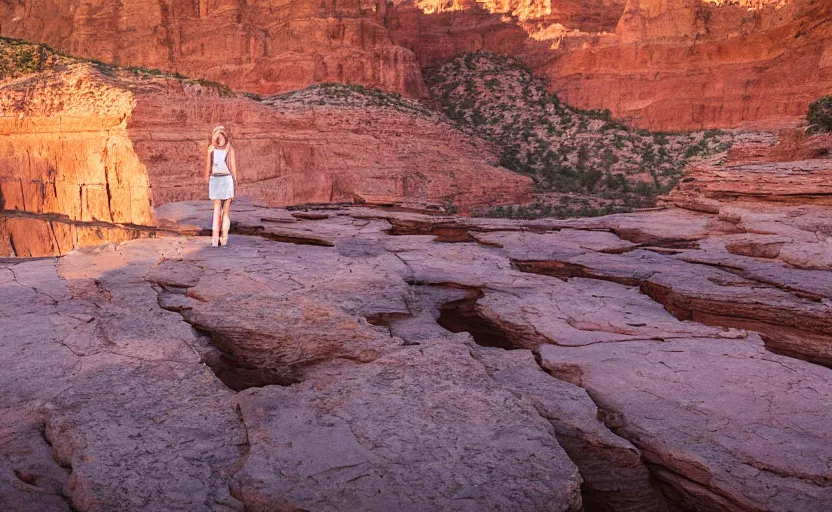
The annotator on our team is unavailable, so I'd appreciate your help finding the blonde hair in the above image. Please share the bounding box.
[211,125,231,148]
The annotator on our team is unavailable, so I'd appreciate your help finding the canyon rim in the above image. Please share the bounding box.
[2,1,832,511]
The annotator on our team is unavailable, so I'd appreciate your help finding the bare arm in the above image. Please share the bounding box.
[204,146,214,182]
[228,146,238,182]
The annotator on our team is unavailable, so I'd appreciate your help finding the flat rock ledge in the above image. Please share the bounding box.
[1,200,831,511]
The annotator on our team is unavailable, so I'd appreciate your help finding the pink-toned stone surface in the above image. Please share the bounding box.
[3,196,832,510]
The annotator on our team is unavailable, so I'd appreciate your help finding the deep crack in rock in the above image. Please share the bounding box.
[436,289,523,350]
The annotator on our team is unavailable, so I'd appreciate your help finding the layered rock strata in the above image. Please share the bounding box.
[547,0,832,130]
[387,0,832,130]
[0,0,427,97]
[3,0,831,131]
[3,196,832,510]
[0,51,531,257]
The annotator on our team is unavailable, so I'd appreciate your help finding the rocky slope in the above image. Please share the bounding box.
[0,0,427,97]
[3,150,832,509]
[388,0,832,131]
[0,39,531,257]
[426,52,732,216]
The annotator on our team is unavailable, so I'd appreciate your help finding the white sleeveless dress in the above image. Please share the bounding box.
[209,148,234,200]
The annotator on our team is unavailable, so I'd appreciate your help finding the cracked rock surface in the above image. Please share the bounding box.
[2,199,831,511]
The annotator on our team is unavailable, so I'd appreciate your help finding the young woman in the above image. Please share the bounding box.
[204,125,238,246]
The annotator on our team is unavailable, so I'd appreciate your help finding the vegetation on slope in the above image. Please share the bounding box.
[806,95,832,134]
[0,37,233,95]
[425,53,733,218]
[264,83,436,118]
[0,37,63,80]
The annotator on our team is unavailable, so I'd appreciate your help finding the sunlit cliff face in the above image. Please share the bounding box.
[398,0,623,44]
[401,0,791,42]
[410,0,554,20]
[701,0,790,9]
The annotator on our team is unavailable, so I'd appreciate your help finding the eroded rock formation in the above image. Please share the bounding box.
[549,0,832,130]
[0,0,427,97]
[387,0,832,130]
[2,0,830,131]
[0,43,532,257]
[3,183,832,509]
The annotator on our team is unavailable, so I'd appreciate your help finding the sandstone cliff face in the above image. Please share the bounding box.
[387,0,832,131]
[134,84,531,212]
[3,0,828,131]
[0,0,428,97]
[0,47,532,257]
[549,0,832,130]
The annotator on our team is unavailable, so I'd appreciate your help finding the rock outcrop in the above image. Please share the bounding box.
[0,0,427,97]
[3,192,832,510]
[0,42,532,257]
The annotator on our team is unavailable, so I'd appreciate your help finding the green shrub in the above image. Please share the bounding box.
[424,52,735,218]
[806,95,832,134]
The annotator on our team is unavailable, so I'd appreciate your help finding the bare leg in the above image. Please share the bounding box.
[220,198,232,246]
[211,200,221,246]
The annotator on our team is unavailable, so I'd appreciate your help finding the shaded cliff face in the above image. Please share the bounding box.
[0,0,428,97]
[0,41,532,257]
[387,0,832,131]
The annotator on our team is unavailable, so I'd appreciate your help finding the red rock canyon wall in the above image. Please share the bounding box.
[0,0,428,97]
[0,61,532,257]
[548,0,832,130]
[387,0,832,131]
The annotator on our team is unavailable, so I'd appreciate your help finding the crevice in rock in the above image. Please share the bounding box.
[513,258,832,368]
[435,288,523,350]
[469,340,671,510]
[385,218,477,242]
[551,430,671,512]
[412,287,670,510]
[227,403,252,507]
[365,312,420,344]
[383,217,546,245]
[152,284,300,391]
[197,330,293,392]
[542,363,755,512]
[512,259,644,286]
[210,223,335,247]
[534,360,696,512]
[612,229,701,249]
[365,312,411,327]
[40,422,79,512]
